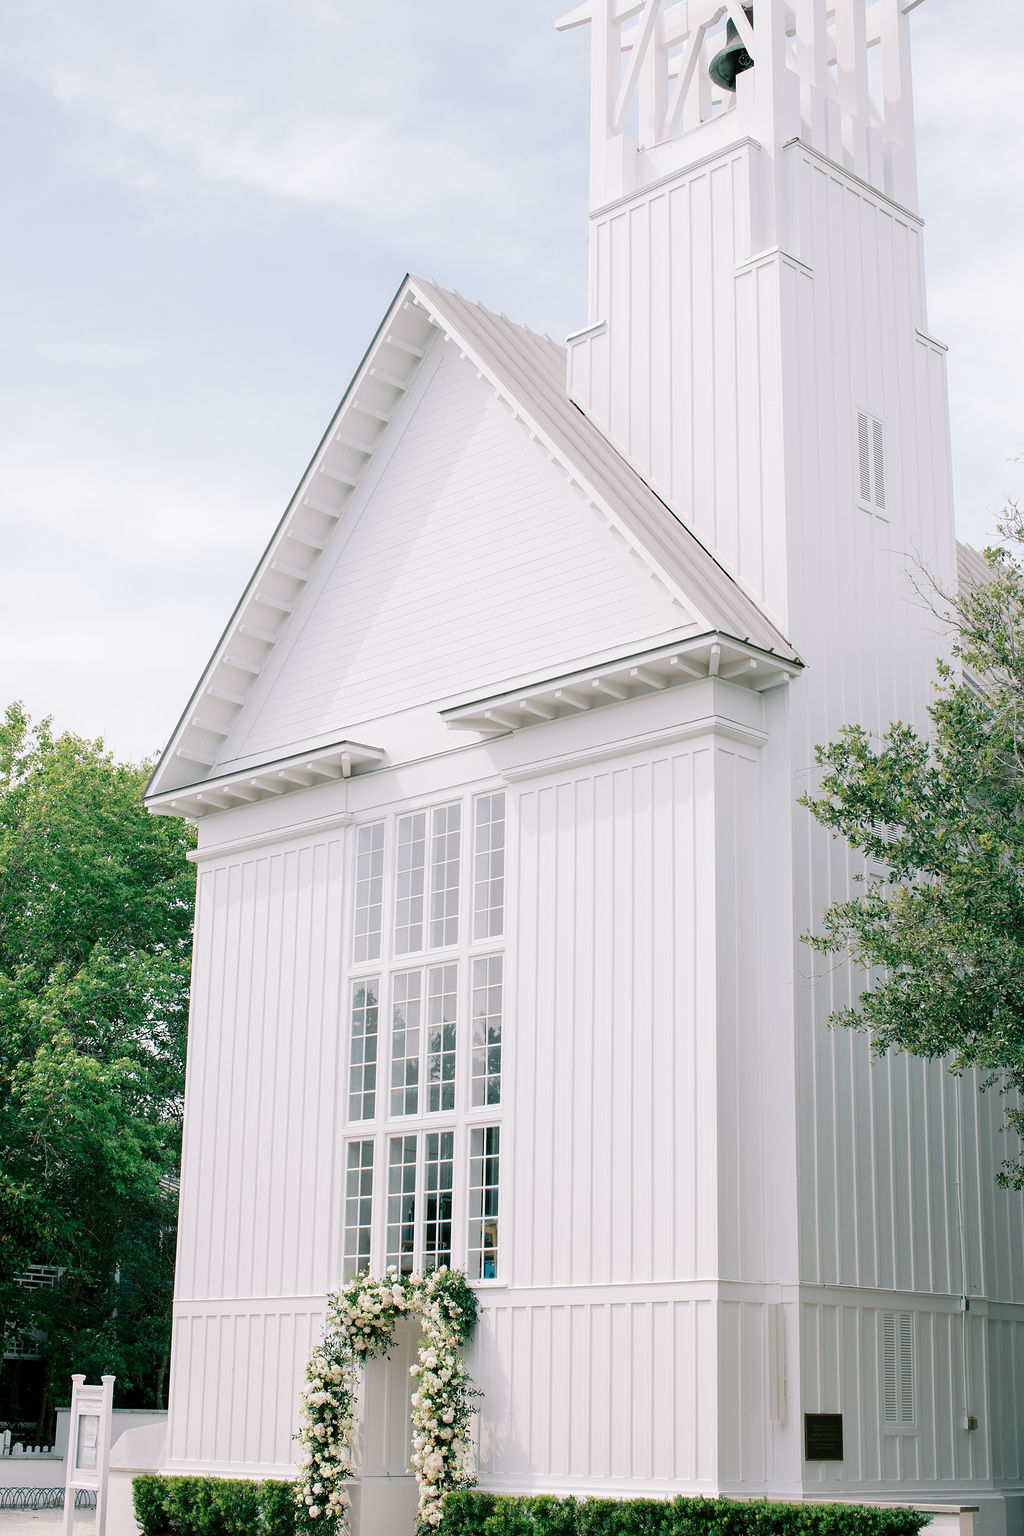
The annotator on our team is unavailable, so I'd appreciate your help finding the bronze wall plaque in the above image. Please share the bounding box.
[804,1412,844,1461]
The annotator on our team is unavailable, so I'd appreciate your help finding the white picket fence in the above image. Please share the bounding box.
[0,1430,56,1457]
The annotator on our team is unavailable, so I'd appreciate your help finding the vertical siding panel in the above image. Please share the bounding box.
[631,1301,654,1479]
[649,192,673,495]
[650,755,675,1282]
[589,1304,611,1479]
[591,773,615,1285]
[610,768,634,1287]
[569,1305,589,1477]
[571,777,596,1286]
[695,1299,716,1483]
[631,763,654,1282]
[673,751,697,1280]
[629,203,652,466]
[551,784,576,1287]
[609,1304,631,1480]
[692,748,717,1278]
[549,1306,571,1477]
[651,1301,673,1478]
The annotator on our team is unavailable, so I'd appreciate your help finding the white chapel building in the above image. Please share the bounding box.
[144,2,1024,1531]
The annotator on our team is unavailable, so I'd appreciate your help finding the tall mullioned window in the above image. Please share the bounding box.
[345,790,506,1280]
[473,792,505,940]
[468,1127,500,1281]
[425,964,458,1113]
[429,804,461,947]
[353,822,385,962]
[343,1140,374,1279]
[390,971,422,1116]
[423,1131,454,1268]
[394,812,427,954]
[471,955,502,1107]
[348,980,378,1121]
[386,1135,418,1274]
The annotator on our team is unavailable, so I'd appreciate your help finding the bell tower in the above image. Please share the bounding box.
[557,0,954,662]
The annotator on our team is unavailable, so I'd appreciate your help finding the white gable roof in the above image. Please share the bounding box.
[145,275,800,811]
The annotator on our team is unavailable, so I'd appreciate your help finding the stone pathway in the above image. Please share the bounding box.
[0,1512,95,1533]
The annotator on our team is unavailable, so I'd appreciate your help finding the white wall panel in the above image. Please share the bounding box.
[799,1297,993,1493]
[176,836,346,1304]
[472,1293,718,1489]
[510,741,720,1292]
[166,1306,322,1472]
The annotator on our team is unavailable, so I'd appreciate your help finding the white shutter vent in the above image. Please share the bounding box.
[857,411,887,512]
[882,1310,915,1427]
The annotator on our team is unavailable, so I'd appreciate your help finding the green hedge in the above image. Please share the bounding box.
[435,1493,933,1536]
[132,1475,297,1536]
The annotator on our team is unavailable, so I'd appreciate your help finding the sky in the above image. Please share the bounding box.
[1,0,1022,763]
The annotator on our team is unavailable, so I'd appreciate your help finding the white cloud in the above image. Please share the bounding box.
[0,0,581,268]
[912,0,1024,543]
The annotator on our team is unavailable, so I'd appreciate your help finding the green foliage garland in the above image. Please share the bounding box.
[296,1267,479,1534]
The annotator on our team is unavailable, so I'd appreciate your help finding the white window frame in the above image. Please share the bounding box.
[340,788,508,1285]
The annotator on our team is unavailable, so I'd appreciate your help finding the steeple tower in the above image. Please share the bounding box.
[558,0,952,660]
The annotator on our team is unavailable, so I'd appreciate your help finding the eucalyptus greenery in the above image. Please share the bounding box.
[296,1267,480,1534]
[802,506,1024,1186]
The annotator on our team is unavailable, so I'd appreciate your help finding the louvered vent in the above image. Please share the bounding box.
[857,411,888,512]
[882,1310,915,1427]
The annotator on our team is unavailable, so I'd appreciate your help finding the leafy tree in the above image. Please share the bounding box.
[0,703,195,1431]
[802,508,1024,1187]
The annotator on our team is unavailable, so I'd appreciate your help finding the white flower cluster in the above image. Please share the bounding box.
[295,1267,479,1535]
[294,1342,358,1533]
[407,1269,478,1529]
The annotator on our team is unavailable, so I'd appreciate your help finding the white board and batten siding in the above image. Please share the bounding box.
[167,677,796,1494]
[155,0,1024,1523]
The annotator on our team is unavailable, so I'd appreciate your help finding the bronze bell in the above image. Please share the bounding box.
[708,6,755,92]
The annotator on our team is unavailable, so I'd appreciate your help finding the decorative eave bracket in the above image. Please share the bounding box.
[441,633,801,735]
[145,739,385,821]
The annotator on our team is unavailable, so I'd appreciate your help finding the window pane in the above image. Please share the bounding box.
[429,803,461,948]
[423,1130,454,1269]
[391,971,422,1116]
[386,1135,418,1275]
[343,1141,374,1279]
[394,812,427,954]
[473,793,505,940]
[348,980,379,1121]
[353,822,385,962]
[471,955,502,1107]
[426,964,458,1114]
[468,1126,500,1280]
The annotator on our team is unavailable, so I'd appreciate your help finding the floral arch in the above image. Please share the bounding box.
[296,1267,480,1533]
